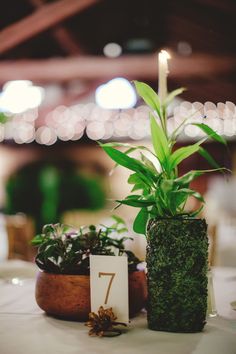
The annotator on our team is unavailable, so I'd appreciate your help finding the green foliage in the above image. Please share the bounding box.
[5,160,106,232]
[146,218,208,332]
[0,112,8,124]
[150,115,169,169]
[191,123,227,145]
[32,217,141,275]
[133,81,162,119]
[164,87,186,107]
[100,81,228,234]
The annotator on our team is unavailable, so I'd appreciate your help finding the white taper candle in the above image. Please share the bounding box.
[158,50,171,103]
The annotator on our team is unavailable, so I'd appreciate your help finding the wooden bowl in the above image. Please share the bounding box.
[35,270,147,321]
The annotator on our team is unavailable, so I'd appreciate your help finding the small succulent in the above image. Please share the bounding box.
[85,306,127,337]
[32,216,141,275]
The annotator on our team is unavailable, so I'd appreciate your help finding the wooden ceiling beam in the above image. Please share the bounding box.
[0,54,234,83]
[49,26,83,55]
[29,0,82,55]
[0,0,99,55]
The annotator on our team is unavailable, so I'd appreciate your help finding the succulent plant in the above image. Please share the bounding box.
[32,216,141,274]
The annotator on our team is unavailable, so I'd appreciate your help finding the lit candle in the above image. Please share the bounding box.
[158,50,171,103]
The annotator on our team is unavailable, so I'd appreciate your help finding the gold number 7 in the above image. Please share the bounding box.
[98,272,116,304]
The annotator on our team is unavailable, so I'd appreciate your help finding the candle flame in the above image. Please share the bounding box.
[160,50,171,59]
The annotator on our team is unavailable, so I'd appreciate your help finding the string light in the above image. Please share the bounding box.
[95,78,137,109]
[0,81,44,114]
[0,101,235,144]
[103,43,122,58]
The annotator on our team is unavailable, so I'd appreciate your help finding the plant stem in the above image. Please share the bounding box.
[163,107,168,138]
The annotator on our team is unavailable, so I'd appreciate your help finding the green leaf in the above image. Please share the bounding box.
[128,174,148,193]
[150,114,169,168]
[155,189,168,213]
[43,244,58,258]
[128,173,140,185]
[100,143,160,190]
[175,170,203,186]
[169,190,188,210]
[160,179,175,194]
[164,87,185,107]
[111,215,126,225]
[190,205,204,217]
[101,146,155,186]
[192,123,227,145]
[100,142,156,158]
[184,188,205,202]
[169,138,206,170]
[31,234,44,245]
[198,147,221,169]
[175,167,230,187]
[131,183,145,192]
[133,81,161,118]
[170,109,200,144]
[169,187,204,212]
[133,208,149,234]
[140,153,158,174]
[117,196,155,208]
[100,143,159,177]
[173,188,205,202]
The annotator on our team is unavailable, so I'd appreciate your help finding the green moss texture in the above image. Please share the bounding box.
[146,217,208,332]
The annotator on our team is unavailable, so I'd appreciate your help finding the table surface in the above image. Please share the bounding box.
[0,261,236,354]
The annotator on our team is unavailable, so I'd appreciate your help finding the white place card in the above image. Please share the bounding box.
[90,255,129,323]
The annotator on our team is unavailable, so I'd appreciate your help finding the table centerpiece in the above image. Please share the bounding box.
[100,51,227,332]
[32,217,147,321]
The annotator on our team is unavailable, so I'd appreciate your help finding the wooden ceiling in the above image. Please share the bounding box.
[0,0,235,102]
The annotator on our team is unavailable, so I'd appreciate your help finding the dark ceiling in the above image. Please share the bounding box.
[0,0,236,102]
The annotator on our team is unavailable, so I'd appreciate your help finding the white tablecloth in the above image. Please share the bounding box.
[0,263,236,354]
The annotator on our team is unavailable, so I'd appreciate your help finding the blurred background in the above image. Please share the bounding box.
[0,0,236,266]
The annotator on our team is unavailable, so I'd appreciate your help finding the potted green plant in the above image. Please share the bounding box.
[32,216,147,321]
[100,81,227,332]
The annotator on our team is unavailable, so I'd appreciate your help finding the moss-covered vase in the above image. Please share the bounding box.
[146,217,208,333]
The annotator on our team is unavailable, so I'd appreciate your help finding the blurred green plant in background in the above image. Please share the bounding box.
[0,112,8,124]
[5,160,106,232]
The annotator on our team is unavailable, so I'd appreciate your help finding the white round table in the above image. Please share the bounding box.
[0,262,235,354]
